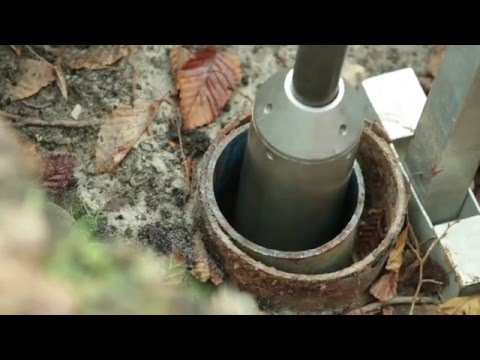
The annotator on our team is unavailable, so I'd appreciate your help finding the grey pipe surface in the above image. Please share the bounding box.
[233,44,364,252]
[292,45,347,107]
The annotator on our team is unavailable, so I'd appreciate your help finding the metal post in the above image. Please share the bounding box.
[404,45,480,224]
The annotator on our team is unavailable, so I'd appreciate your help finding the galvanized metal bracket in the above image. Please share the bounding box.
[360,45,480,299]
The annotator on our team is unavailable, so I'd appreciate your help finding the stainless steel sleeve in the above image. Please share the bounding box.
[233,47,364,251]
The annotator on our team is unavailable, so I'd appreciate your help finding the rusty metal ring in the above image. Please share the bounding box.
[203,124,365,274]
[197,120,408,312]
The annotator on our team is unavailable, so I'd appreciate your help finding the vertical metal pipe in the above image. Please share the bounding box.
[233,45,364,252]
[292,45,347,107]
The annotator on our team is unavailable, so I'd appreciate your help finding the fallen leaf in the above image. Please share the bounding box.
[426,45,446,78]
[385,220,409,273]
[42,154,77,198]
[190,232,211,282]
[439,295,480,315]
[370,272,398,302]
[177,46,241,130]
[184,152,195,197]
[208,260,224,286]
[53,62,68,100]
[382,306,395,315]
[10,59,56,101]
[66,45,133,70]
[169,46,192,86]
[370,219,409,301]
[96,99,162,174]
[190,232,223,285]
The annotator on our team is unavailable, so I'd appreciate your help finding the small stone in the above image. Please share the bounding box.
[151,156,167,173]
[70,104,82,120]
[140,142,153,151]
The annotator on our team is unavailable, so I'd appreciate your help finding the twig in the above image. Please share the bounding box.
[237,90,254,103]
[9,45,21,56]
[422,279,444,286]
[176,116,189,199]
[129,50,141,103]
[164,96,178,108]
[1,110,100,128]
[25,45,53,67]
[217,111,252,140]
[346,296,439,315]
[409,221,458,315]
[22,100,53,110]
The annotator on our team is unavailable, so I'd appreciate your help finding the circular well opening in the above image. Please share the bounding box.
[208,126,365,274]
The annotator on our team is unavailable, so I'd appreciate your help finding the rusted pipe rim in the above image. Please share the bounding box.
[204,125,365,270]
[199,124,408,281]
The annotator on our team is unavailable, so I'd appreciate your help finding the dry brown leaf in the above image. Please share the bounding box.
[385,220,409,273]
[184,152,195,196]
[190,232,223,285]
[42,154,77,198]
[427,45,446,78]
[96,99,162,174]
[191,232,211,283]
[177,46,241,130]
[53,62,68,100]
[439,295,480,315]
[66,45,133,70]
[369,220,409,301]
[370,272,398,302]
[10,59,56,101]
[169,46,192,86]
[208,260,224,286]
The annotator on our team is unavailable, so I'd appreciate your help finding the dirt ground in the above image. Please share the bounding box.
[0,45,436,249]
